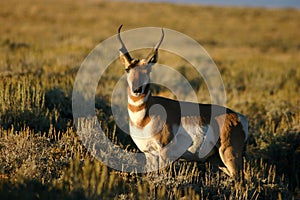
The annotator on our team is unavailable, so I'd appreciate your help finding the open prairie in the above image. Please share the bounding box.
[0,0,299,199]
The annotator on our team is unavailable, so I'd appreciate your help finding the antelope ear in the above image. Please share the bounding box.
[120,51,132,68]
[146,50,158,64]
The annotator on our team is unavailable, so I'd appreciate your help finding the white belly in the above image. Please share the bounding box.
[174,116,219,160]
[129,116,219,161]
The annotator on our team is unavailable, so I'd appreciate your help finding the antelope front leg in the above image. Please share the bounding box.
[159,131,193,168]
[143,132,193,172]
[143,150,175,171]
[144,152,160,172]
[144,151,178,172]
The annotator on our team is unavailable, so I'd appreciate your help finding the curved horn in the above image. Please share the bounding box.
[118,25,132,61]
[154,28,164,50]
[146,28,164,64]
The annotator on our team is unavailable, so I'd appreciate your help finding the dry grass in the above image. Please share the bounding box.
[0,0,299,199]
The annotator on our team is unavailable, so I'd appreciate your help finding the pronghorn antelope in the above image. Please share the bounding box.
[118,25,249,176]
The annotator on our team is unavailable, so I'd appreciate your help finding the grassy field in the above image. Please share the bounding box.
[0,0,299,199]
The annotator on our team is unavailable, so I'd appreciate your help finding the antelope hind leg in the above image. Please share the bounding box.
[218,128,245,177]
[218,145,243,177]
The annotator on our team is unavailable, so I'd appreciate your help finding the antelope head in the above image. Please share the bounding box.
[118,25,164,97]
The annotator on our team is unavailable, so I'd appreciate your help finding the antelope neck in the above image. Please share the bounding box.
[128,89,151,108]
[127,87,151,126]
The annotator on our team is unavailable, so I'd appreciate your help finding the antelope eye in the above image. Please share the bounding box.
[125,68,130,73]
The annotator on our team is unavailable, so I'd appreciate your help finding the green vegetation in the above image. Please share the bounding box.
[0,0,299,199]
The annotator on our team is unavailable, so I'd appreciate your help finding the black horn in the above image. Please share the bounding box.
[118,25,132,62]
[146,28,164,64]
[154,28,164,50]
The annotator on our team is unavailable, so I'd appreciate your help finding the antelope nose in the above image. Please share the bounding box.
[133,86,143,94]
